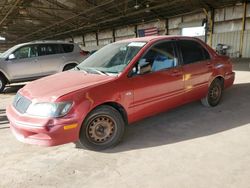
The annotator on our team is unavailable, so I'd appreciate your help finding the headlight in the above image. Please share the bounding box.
[26,102,72,118]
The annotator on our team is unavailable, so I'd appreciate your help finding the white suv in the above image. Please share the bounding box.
[0,41,88,92]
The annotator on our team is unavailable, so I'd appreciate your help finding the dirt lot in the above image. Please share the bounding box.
[0,60,250,188]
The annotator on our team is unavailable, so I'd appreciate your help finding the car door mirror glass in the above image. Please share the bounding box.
[8,54,15,60]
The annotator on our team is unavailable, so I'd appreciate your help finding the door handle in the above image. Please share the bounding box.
[206,62,213,68]
[171,70,182,77]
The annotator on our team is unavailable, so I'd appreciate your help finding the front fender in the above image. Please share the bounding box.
[0,68,10,82]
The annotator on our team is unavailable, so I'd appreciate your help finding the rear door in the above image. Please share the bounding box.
[129,41,184,121]
[60,43,82,63]
[178,39,213,102]
[5,44,43,81]
[38,43,64,75]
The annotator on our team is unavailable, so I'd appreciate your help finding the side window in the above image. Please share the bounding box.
[62,44,74,53]
[139,42,178,73]
[203,48,211,60]
[179,40,208,65]
[38,44,62,56]
[13,45,38,59]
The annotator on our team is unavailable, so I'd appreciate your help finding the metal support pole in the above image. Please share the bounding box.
[165,18,169,35]
[203,8,213,46]
[209,8,215,47]
[204,19,208,44]
[112,28,116,42]
[82,34,85,47]
[239,1,247,58]
[96,32,99,46]
[135,25,138,37]
[70,36,74,42]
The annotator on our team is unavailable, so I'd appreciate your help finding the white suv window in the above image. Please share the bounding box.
[38,44,62,56]
[62,44,74,53]
[13,45,38,59]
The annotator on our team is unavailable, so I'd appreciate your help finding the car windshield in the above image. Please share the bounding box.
[77,41,146,75]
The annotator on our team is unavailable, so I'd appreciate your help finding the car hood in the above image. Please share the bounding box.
[19,71,116,101]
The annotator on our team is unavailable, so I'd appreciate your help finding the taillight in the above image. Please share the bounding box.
[80,50,89,56]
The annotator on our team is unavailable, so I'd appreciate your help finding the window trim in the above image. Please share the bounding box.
[128,40,180,77]
[12,44,39,60]
[177,39,211,66]
[38,43,63,56]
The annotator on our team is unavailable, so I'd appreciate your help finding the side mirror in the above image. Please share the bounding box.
[138,59,151,75]
[8,54,15,60]
[128,59,152,77]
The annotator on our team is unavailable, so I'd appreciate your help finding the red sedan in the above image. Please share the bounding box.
[6,36,235,150]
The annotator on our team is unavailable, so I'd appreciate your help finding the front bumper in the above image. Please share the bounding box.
[6,105,80,146]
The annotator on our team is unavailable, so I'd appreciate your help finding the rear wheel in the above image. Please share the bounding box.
[0,75,6,93]
[63,64,77,71]
[201,79,223,107]
[79,105,125,151]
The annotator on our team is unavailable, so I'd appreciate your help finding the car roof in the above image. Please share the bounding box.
[118,35,201,43]
[18,40,75,46]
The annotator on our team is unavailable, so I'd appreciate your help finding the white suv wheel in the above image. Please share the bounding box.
[0,76,6,93]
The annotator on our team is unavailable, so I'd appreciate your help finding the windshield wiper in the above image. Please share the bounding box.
[74,66,80,70]
[74,66,88,73]
[75,67,109,76]
[94,69,109,76]
[87,68,109,76]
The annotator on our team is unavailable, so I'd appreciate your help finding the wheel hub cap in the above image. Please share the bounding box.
[87,116,115,143]
[210,86,220,100]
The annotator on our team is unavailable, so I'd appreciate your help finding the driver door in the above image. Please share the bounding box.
[129,41,185,121]
[5,44,43,81]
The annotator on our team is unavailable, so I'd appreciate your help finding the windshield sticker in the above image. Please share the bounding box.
[128,42,146,47]
[120,46,127,51]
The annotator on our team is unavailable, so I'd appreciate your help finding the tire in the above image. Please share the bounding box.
[63,64,77,71]
[79,105,125,151]
[201,79,223,107]
[0,75,6,93]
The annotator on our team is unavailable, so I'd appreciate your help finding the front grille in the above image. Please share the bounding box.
[13,93,32,114]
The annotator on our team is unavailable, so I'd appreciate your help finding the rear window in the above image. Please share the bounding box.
[62,44,74,53]
[39,44,62,56]
[203,48,211,60]
[179,40,210,65]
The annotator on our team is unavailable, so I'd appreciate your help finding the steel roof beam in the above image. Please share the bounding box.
[13,0,115,42]
[40,0,187,39]
[0,0,21,26]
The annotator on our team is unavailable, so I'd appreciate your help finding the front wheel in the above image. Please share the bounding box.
[79,105,125,151]
[201,79,223,107]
